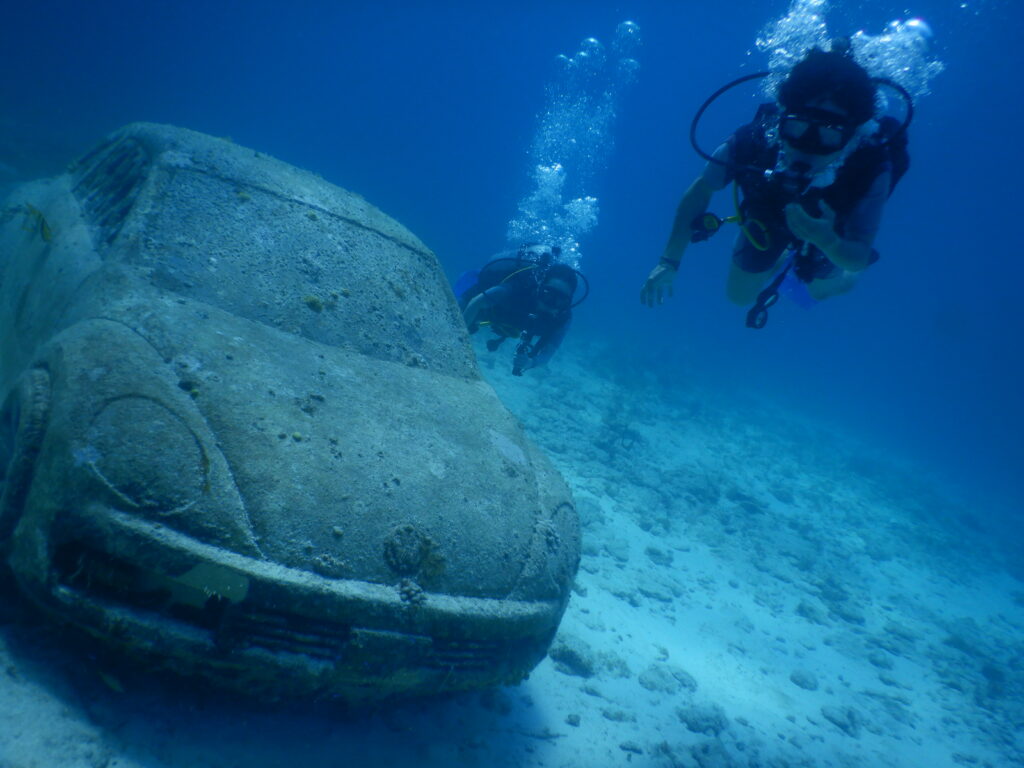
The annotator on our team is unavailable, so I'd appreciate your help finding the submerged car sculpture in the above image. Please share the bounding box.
[0,123,579,701]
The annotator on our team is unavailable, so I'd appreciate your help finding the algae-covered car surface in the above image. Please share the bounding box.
[0,123,579,701]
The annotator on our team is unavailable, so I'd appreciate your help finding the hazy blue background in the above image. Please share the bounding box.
[1,0,1020,519]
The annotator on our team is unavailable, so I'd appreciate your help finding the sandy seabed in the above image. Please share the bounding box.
[1,338,1021,768]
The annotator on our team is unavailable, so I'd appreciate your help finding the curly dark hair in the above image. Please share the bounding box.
[544,263,579,292]
[778,48,876,125]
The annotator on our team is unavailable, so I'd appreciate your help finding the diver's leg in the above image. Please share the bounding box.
[726,263,775,306]
[806,270,859,300]
[726,234,786,306]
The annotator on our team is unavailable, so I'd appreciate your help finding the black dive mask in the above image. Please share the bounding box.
[779,109,858,155]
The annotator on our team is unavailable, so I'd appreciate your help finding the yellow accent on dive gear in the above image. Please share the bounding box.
[732,181,770,251]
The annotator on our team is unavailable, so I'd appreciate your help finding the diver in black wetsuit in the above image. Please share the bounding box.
[641,45,911,328]
[457,245,585,375]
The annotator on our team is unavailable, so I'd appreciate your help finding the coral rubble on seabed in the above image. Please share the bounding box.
[0,339,1021,768]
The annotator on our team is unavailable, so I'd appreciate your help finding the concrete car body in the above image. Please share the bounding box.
[0,123,579,701]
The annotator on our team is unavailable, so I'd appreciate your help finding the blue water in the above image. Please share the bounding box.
[1,1,1019,552]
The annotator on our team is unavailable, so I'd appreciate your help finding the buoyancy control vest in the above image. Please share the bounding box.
[730,103,909,239]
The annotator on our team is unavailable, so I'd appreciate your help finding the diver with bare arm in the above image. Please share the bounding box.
[641,42,912,329]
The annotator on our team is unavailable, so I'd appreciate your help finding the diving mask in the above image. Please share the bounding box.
[779,109,858,155]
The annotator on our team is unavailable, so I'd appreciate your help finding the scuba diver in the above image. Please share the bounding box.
[640,43,911,328]
[455,244,588,375]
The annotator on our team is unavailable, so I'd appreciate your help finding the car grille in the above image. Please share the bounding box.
[51,540,519,677]
[72,137,150,245]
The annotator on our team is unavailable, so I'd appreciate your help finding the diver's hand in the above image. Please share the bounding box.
[785,201,839,253]
[641,262,677,308]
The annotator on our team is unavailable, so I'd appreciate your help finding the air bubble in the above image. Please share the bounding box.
[580,37,605,59]
[613,20,641,56]
[617,57,641,85]
[508,21,640,266]
[759,1,942,101]
[573,43,604,76]
[902,18,934,48]
[852,15,943,97]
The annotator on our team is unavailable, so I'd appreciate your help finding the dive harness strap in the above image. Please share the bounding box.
[745,254,794,330]
[512,317,539,376]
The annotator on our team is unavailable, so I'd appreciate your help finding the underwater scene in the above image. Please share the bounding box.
[0,0,1021,766]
